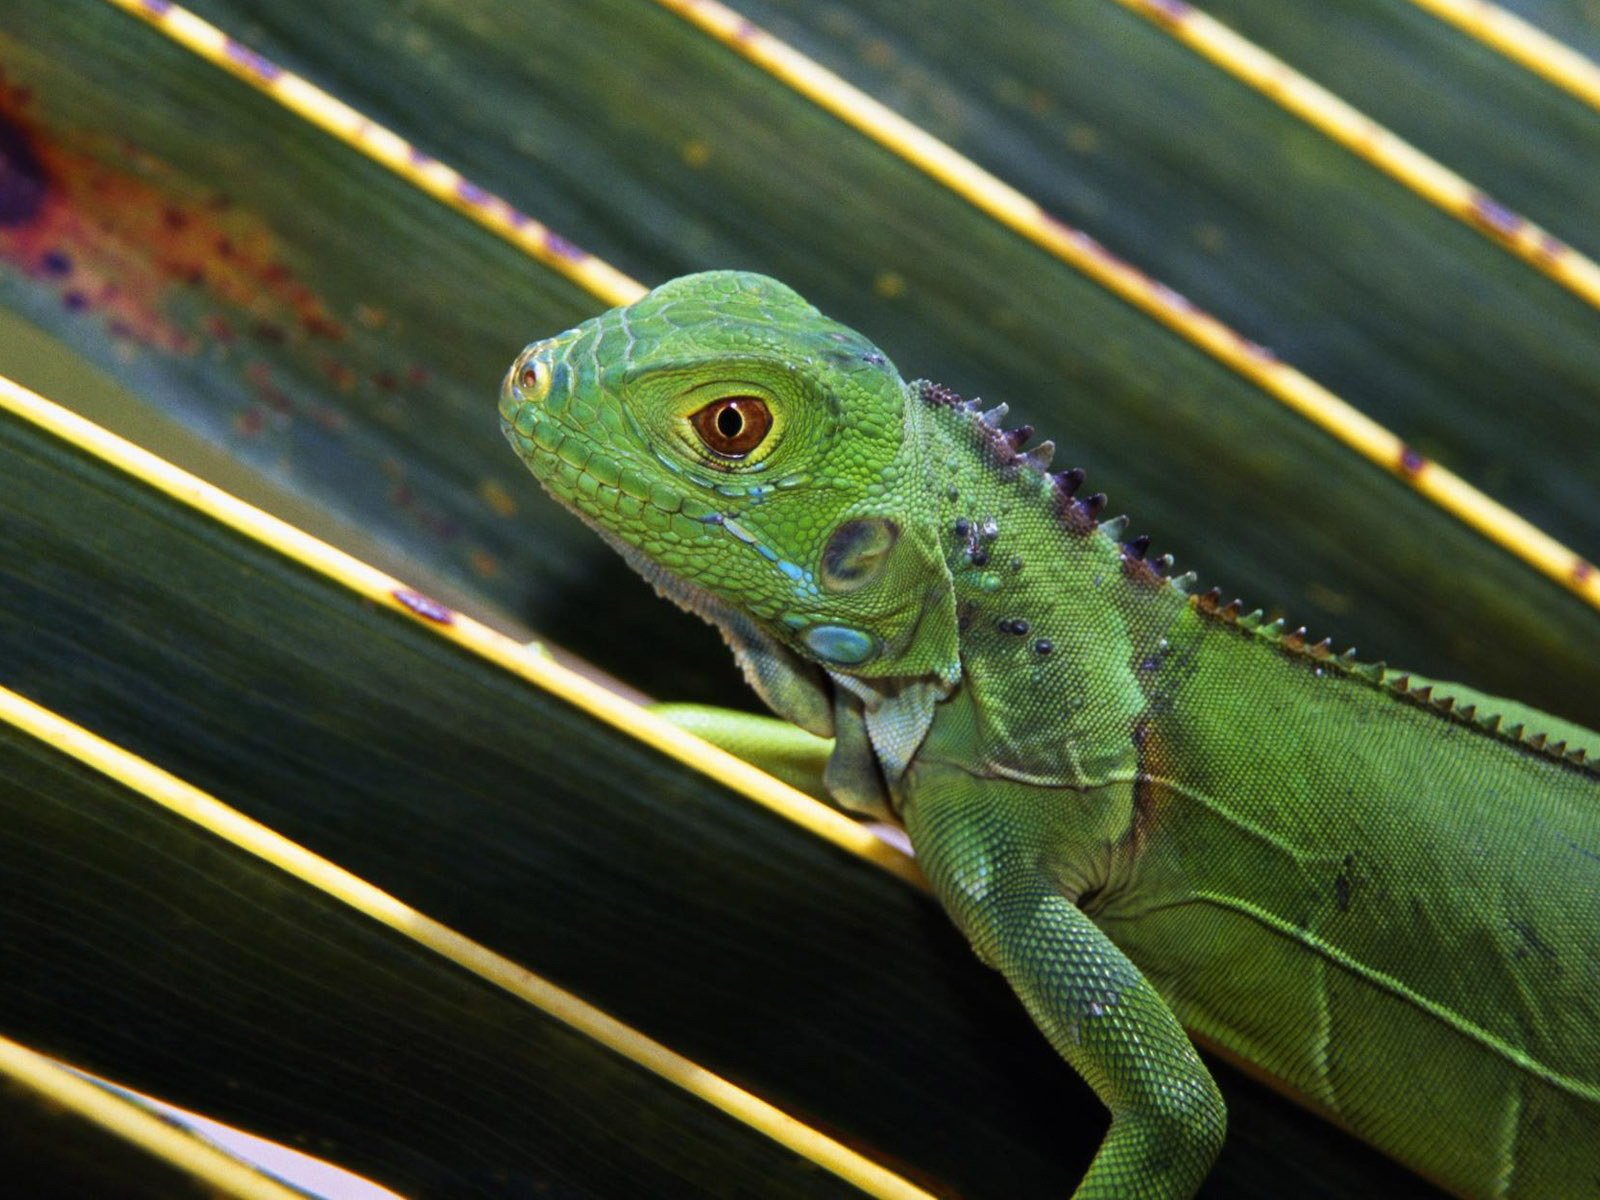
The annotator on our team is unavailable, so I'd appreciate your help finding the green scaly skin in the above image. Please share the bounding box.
[501,272,1600,1200]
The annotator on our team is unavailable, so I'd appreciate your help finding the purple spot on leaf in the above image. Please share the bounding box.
[393,588,455,625]
[1154,284,1194,313]
[141,0,173,13]
[1146,0,1193,24]
[1398,446,1426,477]
[63,290,87,311]
[456,178,488,205]
[0,113,48,226]
[224,40,284,81]
[1469,194,1522,239]
[40,249,71,276]
[543,231,586,262]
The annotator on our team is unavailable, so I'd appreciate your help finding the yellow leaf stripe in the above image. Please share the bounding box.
[99,0,645,308]
[647,0,1600,609]
[97,0,1598,607]
[0,1032,307,1200]
[1405,0,1600,113]
[0,373,926,894]
[0,685,936,1200]
[1113,0,1600,313]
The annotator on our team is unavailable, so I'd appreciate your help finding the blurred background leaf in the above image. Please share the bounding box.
[0,0,1595,1195]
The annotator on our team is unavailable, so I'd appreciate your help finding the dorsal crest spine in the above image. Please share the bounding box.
[915,377,1598,776]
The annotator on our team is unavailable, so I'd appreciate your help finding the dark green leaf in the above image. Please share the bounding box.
[0,720,876,1199]
[0,1063,273,1200]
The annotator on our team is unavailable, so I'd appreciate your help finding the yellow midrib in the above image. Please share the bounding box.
[0,371,925,891]
[1405,0,1600,113]
[646,0,1600,608]
[1112,0,1600,312]
[0,1032,312,1200]
[0,683,938,1200]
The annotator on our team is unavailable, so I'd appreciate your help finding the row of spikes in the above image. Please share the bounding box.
[1182,577,1592,772]
[921,379,1179,580]
[1201,574,1595,768]
[920,380,1596,774]
[928,382,1126,537]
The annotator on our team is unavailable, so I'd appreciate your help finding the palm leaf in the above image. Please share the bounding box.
[1,0,1595,1195]
[0,1034,322,1200]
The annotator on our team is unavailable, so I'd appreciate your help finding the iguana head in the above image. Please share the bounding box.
[501,272,959,708]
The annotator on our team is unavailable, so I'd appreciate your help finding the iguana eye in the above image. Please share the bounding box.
[689,395,772,459]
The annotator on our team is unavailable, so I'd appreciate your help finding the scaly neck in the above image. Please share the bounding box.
[911,381,1190,787]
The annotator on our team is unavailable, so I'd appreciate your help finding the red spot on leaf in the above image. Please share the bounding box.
[300,312,345,340]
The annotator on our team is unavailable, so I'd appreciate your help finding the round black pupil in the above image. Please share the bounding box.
[715,404,744,439]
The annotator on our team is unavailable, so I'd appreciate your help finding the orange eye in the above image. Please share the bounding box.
[688,395,772,459]
[519,365,539,390]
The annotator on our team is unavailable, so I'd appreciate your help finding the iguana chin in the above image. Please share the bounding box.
[501,270,1600,1199]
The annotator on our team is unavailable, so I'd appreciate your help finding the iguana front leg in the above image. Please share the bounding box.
[906,784,1226,1200]
[650,703,833,802]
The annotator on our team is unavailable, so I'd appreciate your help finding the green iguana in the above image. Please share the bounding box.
[500,271,1600,1199]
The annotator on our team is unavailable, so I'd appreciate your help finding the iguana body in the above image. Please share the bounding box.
[501,271,1600,1199]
